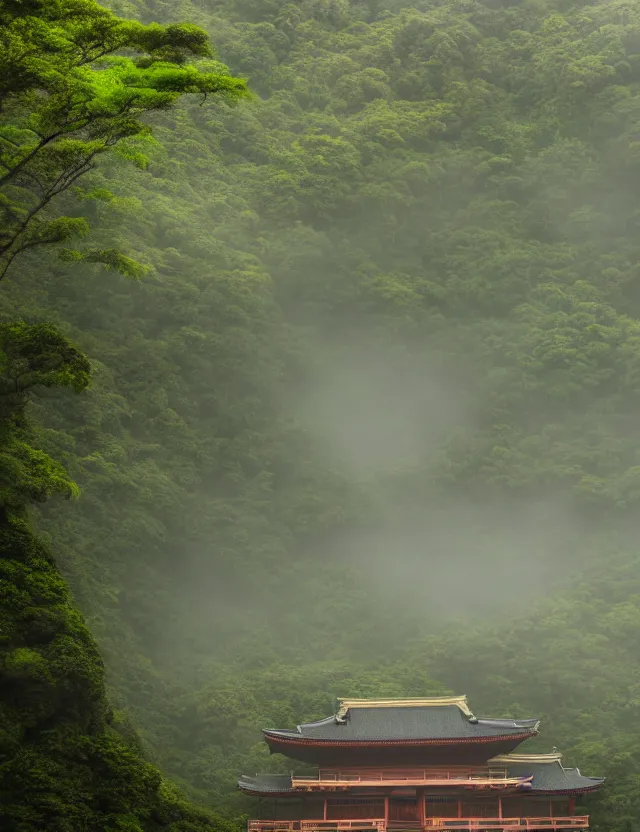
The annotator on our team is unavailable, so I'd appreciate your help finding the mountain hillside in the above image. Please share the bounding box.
[3,0,640,830]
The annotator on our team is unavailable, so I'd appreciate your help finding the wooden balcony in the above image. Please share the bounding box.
[291,769,533,791]
[302,823,386,832]
[248,822,385,832]
[248,819,589,832]
[423,820,589,830]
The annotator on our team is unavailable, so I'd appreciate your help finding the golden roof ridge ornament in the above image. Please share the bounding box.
[490,752,564,764]
[335,695,474,721]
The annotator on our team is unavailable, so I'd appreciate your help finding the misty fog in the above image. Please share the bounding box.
[5,0,639,824]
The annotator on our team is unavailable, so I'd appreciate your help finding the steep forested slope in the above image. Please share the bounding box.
[3,0,640,830]
[0,1,244,827]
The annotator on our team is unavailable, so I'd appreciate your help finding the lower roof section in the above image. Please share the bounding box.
[239,774,294,796]
[238,754,604,798]
[489,754,604,795]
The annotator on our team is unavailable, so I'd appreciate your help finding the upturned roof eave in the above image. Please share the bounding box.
[262,730,539,746]
[237,780,605,798]
[530,784,605,795]
[238,787,295,796]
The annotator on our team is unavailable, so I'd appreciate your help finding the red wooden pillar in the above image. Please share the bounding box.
[498,798,502,820]
[384,797,389,828]
[418,790,426,829]
[568,798,575,817]
[457,801,462,818]
[323,799,327,821]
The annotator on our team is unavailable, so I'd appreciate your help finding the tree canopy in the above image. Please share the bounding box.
[0,0,246,280]
[3,0,640,830]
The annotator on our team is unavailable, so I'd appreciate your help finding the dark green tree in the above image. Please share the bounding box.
[0,0,247,280]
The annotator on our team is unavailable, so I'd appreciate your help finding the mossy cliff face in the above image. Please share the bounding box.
[0,322,234,831]
[0,509,233,831]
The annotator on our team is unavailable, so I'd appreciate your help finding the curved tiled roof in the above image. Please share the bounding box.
[239,754,604,797]
[264,705,539,743]
[238,774,294,795]
[492,754,604,794]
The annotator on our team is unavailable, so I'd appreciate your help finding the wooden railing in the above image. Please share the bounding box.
[319,769,510,781]
[291,770,533,790]
[423,819,589,830]
[302,822,386,832]
[248,823,385,832]
[249,823,297,832]
[248,819,589,832]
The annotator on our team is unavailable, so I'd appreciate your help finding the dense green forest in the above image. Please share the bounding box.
[3,0,640,829]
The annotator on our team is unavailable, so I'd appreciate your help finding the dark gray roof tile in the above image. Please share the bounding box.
[238,775,294,794]
[504,760,604,793]
[238,762,603,796]
[265,706,539,742]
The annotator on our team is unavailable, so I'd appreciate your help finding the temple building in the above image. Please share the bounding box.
[238,696,603,832]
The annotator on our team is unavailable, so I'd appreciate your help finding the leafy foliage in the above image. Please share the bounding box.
[4,0,640,830]
[0,322,90,509]
[0,511,240,831]
[0,0,247,280]
[0,0,249,828]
